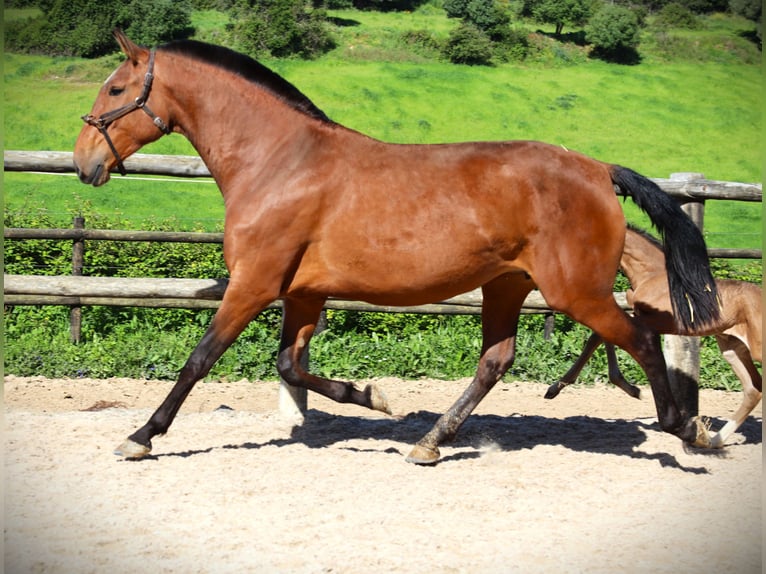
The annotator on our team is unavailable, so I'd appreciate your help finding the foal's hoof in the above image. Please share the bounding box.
[366,384,391,415]
[544,383,564,399]
[115,438,152,459]
[686,416,712,449]
[405,444,440,465]
[709,432,726,449]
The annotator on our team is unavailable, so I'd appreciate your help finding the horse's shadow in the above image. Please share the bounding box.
[149,408,761,473]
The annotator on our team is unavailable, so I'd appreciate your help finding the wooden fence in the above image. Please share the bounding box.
[4,150,763,413]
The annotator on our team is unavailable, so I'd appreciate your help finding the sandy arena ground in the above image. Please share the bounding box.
[4,375,762,573]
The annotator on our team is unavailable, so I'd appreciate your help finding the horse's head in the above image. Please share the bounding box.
[73,29,172,186]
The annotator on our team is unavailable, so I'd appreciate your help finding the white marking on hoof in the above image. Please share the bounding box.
[115,439,151,459]
[367,384,391,415]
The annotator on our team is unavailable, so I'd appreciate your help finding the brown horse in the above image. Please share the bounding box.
[546,226,762,447]
[73,30,721,464]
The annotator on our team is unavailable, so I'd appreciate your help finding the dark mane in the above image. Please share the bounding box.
[159,39,334,124]
[627,223,663,250]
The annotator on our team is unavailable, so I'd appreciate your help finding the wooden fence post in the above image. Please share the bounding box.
[663,173,705,417]
[70,216,85,343]
[278,310,326,417]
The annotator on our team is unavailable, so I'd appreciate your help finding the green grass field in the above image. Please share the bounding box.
[4,9,762,249]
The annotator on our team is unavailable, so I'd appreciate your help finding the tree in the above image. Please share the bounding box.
[4,0,193,57]
[117,1,195,47]
[529,0,592,36]
[585,4,640,61]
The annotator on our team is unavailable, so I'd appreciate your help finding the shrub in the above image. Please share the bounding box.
[443,22,495,65]
[228,0,336,59]
[586,4,641,62]
[466,0,510,32]
[444,0,471,18]
[400,29,444,58]
[4,0,193,57]
[655,2,699,29]
[116,0,195,47]
[492,27,530,61]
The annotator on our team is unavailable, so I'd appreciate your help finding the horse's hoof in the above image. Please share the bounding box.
[366,384,391,415]
[115,438,152,459]
[405,444,440,465]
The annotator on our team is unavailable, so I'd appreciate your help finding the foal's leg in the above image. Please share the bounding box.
[545,332,603,399]
[604,343,641,399]
[564,300,710,447]
[115,286,274,458]
[277,297,390,413]
[406,276,532,464]
[545,335,642,400]
[710,335,762,447]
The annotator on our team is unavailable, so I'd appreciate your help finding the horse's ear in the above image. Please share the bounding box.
[113,28,145,64]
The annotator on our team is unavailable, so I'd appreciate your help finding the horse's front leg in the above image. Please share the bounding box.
[406,276,531,465]
[115,285,275,458]
[276,296,390,413]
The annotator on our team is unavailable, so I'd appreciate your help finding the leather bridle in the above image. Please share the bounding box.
[81,50,171,176]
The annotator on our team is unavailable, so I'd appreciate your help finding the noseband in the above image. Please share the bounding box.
[81,50,171,176]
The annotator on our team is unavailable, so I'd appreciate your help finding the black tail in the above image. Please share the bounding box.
[610,165,720,331]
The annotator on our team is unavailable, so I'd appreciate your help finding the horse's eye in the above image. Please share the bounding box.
[108,86,125,96]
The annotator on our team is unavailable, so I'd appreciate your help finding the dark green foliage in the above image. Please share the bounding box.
[443,0,516,64]
[655,2,700,29]
[399,29,444,58]
[466,0,511,33]
[228,0,336,59]
[444,0,471,19]
[586,4,641,62]
[677,0,727,13]
[528,0,593,36]
[729,0,761,21]
[4,0,193,57]
[117,1,196,47]
[443,21,495,65]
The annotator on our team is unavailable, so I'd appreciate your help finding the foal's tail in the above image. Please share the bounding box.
[609,165,720,331]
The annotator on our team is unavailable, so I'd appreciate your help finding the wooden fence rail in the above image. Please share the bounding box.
[5,150,764,201]
[4,273,618,315]
[4,150,762,414]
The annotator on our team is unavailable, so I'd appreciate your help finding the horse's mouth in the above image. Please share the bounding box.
[75,162,110,187]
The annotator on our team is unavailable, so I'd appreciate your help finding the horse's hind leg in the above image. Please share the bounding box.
[406,275,533,464]
[277,297,390,413]
[116,285,277,458]
[710,335,762,447]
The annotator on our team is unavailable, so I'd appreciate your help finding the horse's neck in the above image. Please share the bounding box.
[620,231,666,287]
[164,55,317,190]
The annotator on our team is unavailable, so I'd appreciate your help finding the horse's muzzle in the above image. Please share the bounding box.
[74,161,108,187]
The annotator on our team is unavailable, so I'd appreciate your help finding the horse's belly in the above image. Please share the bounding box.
[287,244,522,306]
